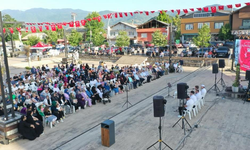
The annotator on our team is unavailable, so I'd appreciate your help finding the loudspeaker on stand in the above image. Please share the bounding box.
[177,83,189,99]
[153,96,167,117]
[212,64,218,74]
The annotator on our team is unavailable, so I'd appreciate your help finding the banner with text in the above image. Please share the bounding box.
[235,39,250,71]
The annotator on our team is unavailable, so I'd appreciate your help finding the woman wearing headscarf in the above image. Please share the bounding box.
[81,89,92,107]
[26,111,44,137]
[18,115,37,140]
[76,91,85,109]
[51,101,64,122]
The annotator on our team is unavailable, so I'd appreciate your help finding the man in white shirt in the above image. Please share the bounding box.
[178,96,194,117]
[195,89,202,101]
[201,85,207,98]
[190,91,197,103]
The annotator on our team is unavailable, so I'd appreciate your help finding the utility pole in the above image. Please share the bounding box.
[71,12,77,30]
[63,28,68,58]
[169,23,173,64]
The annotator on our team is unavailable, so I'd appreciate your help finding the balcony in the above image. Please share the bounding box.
[239,26,250,29]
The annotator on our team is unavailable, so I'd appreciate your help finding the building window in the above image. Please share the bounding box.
[193,13,212,18]
[162,32,168,36]
[129,32,134,36]
[243,19,250,26]
[185,24,193,30]
[198,23,203,29]
[205,22,210,28]
[214,22,224,29]
[110,32,115,36]
[141,33,147,38]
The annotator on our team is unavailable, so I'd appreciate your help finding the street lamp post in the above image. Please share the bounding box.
[169,23,173,64]
[107,14,112,55]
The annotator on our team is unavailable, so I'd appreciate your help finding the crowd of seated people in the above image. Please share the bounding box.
[1,61,173,139]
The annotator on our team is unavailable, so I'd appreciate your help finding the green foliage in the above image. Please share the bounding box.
[152,30,168,47]
[43,28,63,44]
[193,24,211,49]
[115,31,130,47]
[232,65,240,87]
[218,23,233,40]
[156,11,172,24]
[25,66,32,70]
[2,14,21,42]
[85,12,105,46]
[104,42,109,47]
[24,36,40,46]
[172,14,181,40]
[68,29,83,46]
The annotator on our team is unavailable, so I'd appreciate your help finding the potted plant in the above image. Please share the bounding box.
[232,64,240,92]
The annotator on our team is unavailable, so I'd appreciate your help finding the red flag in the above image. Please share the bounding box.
[69,21,74,27]
[145,11,149,16]
[197,8,202,11]
[62,22,67,26]
[189,8,194,12]
[57,24,62,29]
[134,11,138,14]
[3,28,6,33]
[30,26,36,33]
[87,18,92,21]
[32,23,36,25]
[103,15,107,19]
[171,10,174,13]
[139,11,143,14]
[164,10,167,12]
[119,12,123,18]
[159,10,163,14]
[51,24,56,31]
[26,23,29,25]
[211,6,217,13]
[75,21,80,27]
[16,27,21,32]
[218,5,224,10]
[246,2,250,6]
[37,23,40,25]
[129,12,133,16]
[92,17,97,20]
[227,5,232,8]
[115,13,118,18]
[107,13,112,19]
[38,26,43,32]
[124,12,128,17]
[203,7,209,12]
[176,9,180,15]
[81,20,87,26]
[183,9,188,14]
[26,27,28,32]
[235,4,241,7]
[97,16,101,22]
[9,28,14,34]
[45,25,49,30]
[151,11,155,13]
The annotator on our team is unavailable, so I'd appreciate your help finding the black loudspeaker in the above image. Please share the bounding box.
[177,83,189,99]
[153,96,167,117]
[246,70,250,80]
[219,59,225,68]
[212,64,218,74]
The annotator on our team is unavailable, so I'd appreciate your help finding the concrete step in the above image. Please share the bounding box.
[115,55,148,65]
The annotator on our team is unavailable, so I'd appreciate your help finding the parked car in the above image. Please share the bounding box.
[130,44,143,50]
[144,41,154,48]
[210,41,223,48]
[183,41,197,48]
[223,41,234,48]
[196,48,210,57]
[216,46,230,58]
[182,47,198,57]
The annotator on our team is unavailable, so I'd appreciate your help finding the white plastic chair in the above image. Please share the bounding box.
[184,109,192,120]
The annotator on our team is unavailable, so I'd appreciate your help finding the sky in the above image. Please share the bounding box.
[0,0,249,11]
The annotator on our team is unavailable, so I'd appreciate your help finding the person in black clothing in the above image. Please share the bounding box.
[18,115,37,140]
[91,86,101,104]
[26,111,44,137]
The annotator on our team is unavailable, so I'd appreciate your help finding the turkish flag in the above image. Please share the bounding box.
[32,23,36,25]
[246,2,250,6]
[26,27,28,32]
[62,22,67,26]
[211,6,217,13]
[145,11,149,15]
[38,26,43,32]
[16,27,21,32]
[159,10,163,14]
[176,9,180,15]
[107,13,112,19]
[81,20,87,26]
[134,11,139,14]
[203,7,209,12]
[124,12,128,17]
[190,8,194,12]
[197,8,202,11]
[227,5,233,8]
[31,26,36,33]
[171,10,174,13]
[26,23,29,25]
[9,28,14,34]
[103,15,107,19]
[183,9,188,14]
[75,21,80,27]
[57,24,62,29]
[151,11,155,13]
[37,23,40,25]
[129,12,133,16]
[45,25,50,30]
[97,16,101,22]
[119,12,123,18]
[164,10,167,12]
[69,21,74,27]
[218,5,224,10]
[235,4,241,7]
[115,13,118,18]
[87,18,91,21]
[140,11,143,14]
[3,28,6,33]
[51,24,56,31]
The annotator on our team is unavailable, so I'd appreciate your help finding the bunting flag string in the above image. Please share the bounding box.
[9,28,14,34]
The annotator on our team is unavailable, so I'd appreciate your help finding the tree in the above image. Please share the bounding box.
[43,30,58,44]
[2,14,21,42]
[23,36,40,46]
[68,29,83,46]
[116,31,130,47]
[172,14,181,40]
[193,24,211,53]
[152,30,168,47]
[156,11,172,24]
[85,12,105,46]
[218,23,233,40]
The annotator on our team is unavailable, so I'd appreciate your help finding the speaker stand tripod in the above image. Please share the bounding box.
[122,85,132,109]
[217,68,226,87]
[172,99,192,135]
[211,74,220,94]
[147,117,173,150]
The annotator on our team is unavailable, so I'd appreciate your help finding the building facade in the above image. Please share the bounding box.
[136,19,170,45]
[108,22,137,45]
[180,11,231,42]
